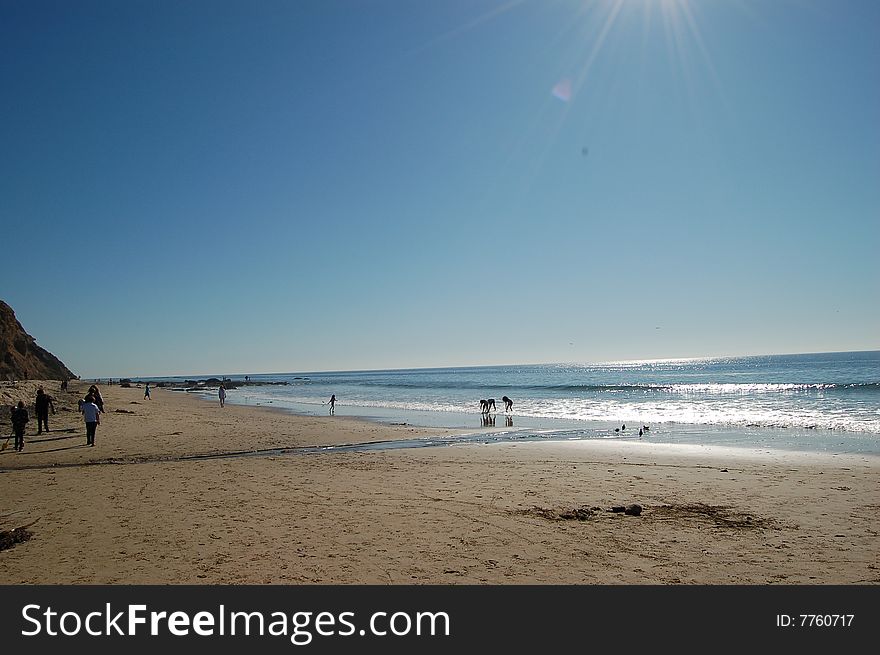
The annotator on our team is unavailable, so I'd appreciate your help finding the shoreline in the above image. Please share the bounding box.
[180,384,880,459]
[1,381,878,584]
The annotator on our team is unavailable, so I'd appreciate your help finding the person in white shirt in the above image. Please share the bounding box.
[81,394,101,446]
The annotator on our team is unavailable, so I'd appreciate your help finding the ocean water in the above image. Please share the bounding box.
[159,351,880,455]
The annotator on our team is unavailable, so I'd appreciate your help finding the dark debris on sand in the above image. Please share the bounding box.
[0,527,33,551]
[516,506,598,521]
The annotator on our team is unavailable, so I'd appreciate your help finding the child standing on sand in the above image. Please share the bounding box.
[219,384,226,407]
[144,383,151,400]
[81,394,101,447]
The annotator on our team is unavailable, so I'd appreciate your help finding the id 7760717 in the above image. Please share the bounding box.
[776,614,854,628]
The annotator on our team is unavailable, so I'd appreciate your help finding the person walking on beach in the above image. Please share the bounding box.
[219,384,227,407]
[328,394,336,414]
[144,383,151,400]
[502,396,513,412]
[81,393,101,446]
[11,401,29,452]
[34,387,56,434]
[88,385,105,413]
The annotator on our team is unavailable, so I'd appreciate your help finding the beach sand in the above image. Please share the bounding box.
[1,380,878,584]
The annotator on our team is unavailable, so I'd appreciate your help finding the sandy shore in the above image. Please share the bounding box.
[1,380,878,584]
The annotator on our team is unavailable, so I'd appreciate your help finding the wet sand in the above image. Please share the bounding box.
[1,380,878,584]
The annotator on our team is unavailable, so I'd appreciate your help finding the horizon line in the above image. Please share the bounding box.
[97,347,880,381]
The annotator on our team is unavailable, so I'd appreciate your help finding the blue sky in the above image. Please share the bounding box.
[2,0,878,378]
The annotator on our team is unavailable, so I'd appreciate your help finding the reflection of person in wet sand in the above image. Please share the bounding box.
[502,396,513,412]
[481,413,495,428]
[505,415,513,428]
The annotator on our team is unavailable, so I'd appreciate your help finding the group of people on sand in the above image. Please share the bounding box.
[318,393,508,419]
[6,383,105,452]
[479,396,513,414]
[7,386,58,452]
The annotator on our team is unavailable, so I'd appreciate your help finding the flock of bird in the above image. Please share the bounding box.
[614,424,650,437]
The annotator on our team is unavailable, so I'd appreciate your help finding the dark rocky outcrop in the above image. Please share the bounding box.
[0,300,76,381]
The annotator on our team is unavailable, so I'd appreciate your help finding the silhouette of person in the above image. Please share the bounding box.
[479,399,488,413]
[11,401,28,451]
[486,398,496,412]
[329,394,336,414]
[34,387,56,434]
[144,383,151,400]
[502,396,513,412]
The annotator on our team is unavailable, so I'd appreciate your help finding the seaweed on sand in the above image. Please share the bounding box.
[0,518,39,551]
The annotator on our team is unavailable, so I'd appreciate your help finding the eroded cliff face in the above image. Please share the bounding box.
[0,300,75,381]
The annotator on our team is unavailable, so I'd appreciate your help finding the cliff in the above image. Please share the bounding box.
[0,300,76,381]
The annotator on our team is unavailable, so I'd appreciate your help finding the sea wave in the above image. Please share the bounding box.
[216,389,880,435]
[292,380,880,394]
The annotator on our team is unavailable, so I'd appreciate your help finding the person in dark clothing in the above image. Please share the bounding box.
[35,387,56,434]
[88,385,105,413]
[11,401,29,452]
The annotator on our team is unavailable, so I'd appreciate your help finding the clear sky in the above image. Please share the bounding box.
[1,0,878,378]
